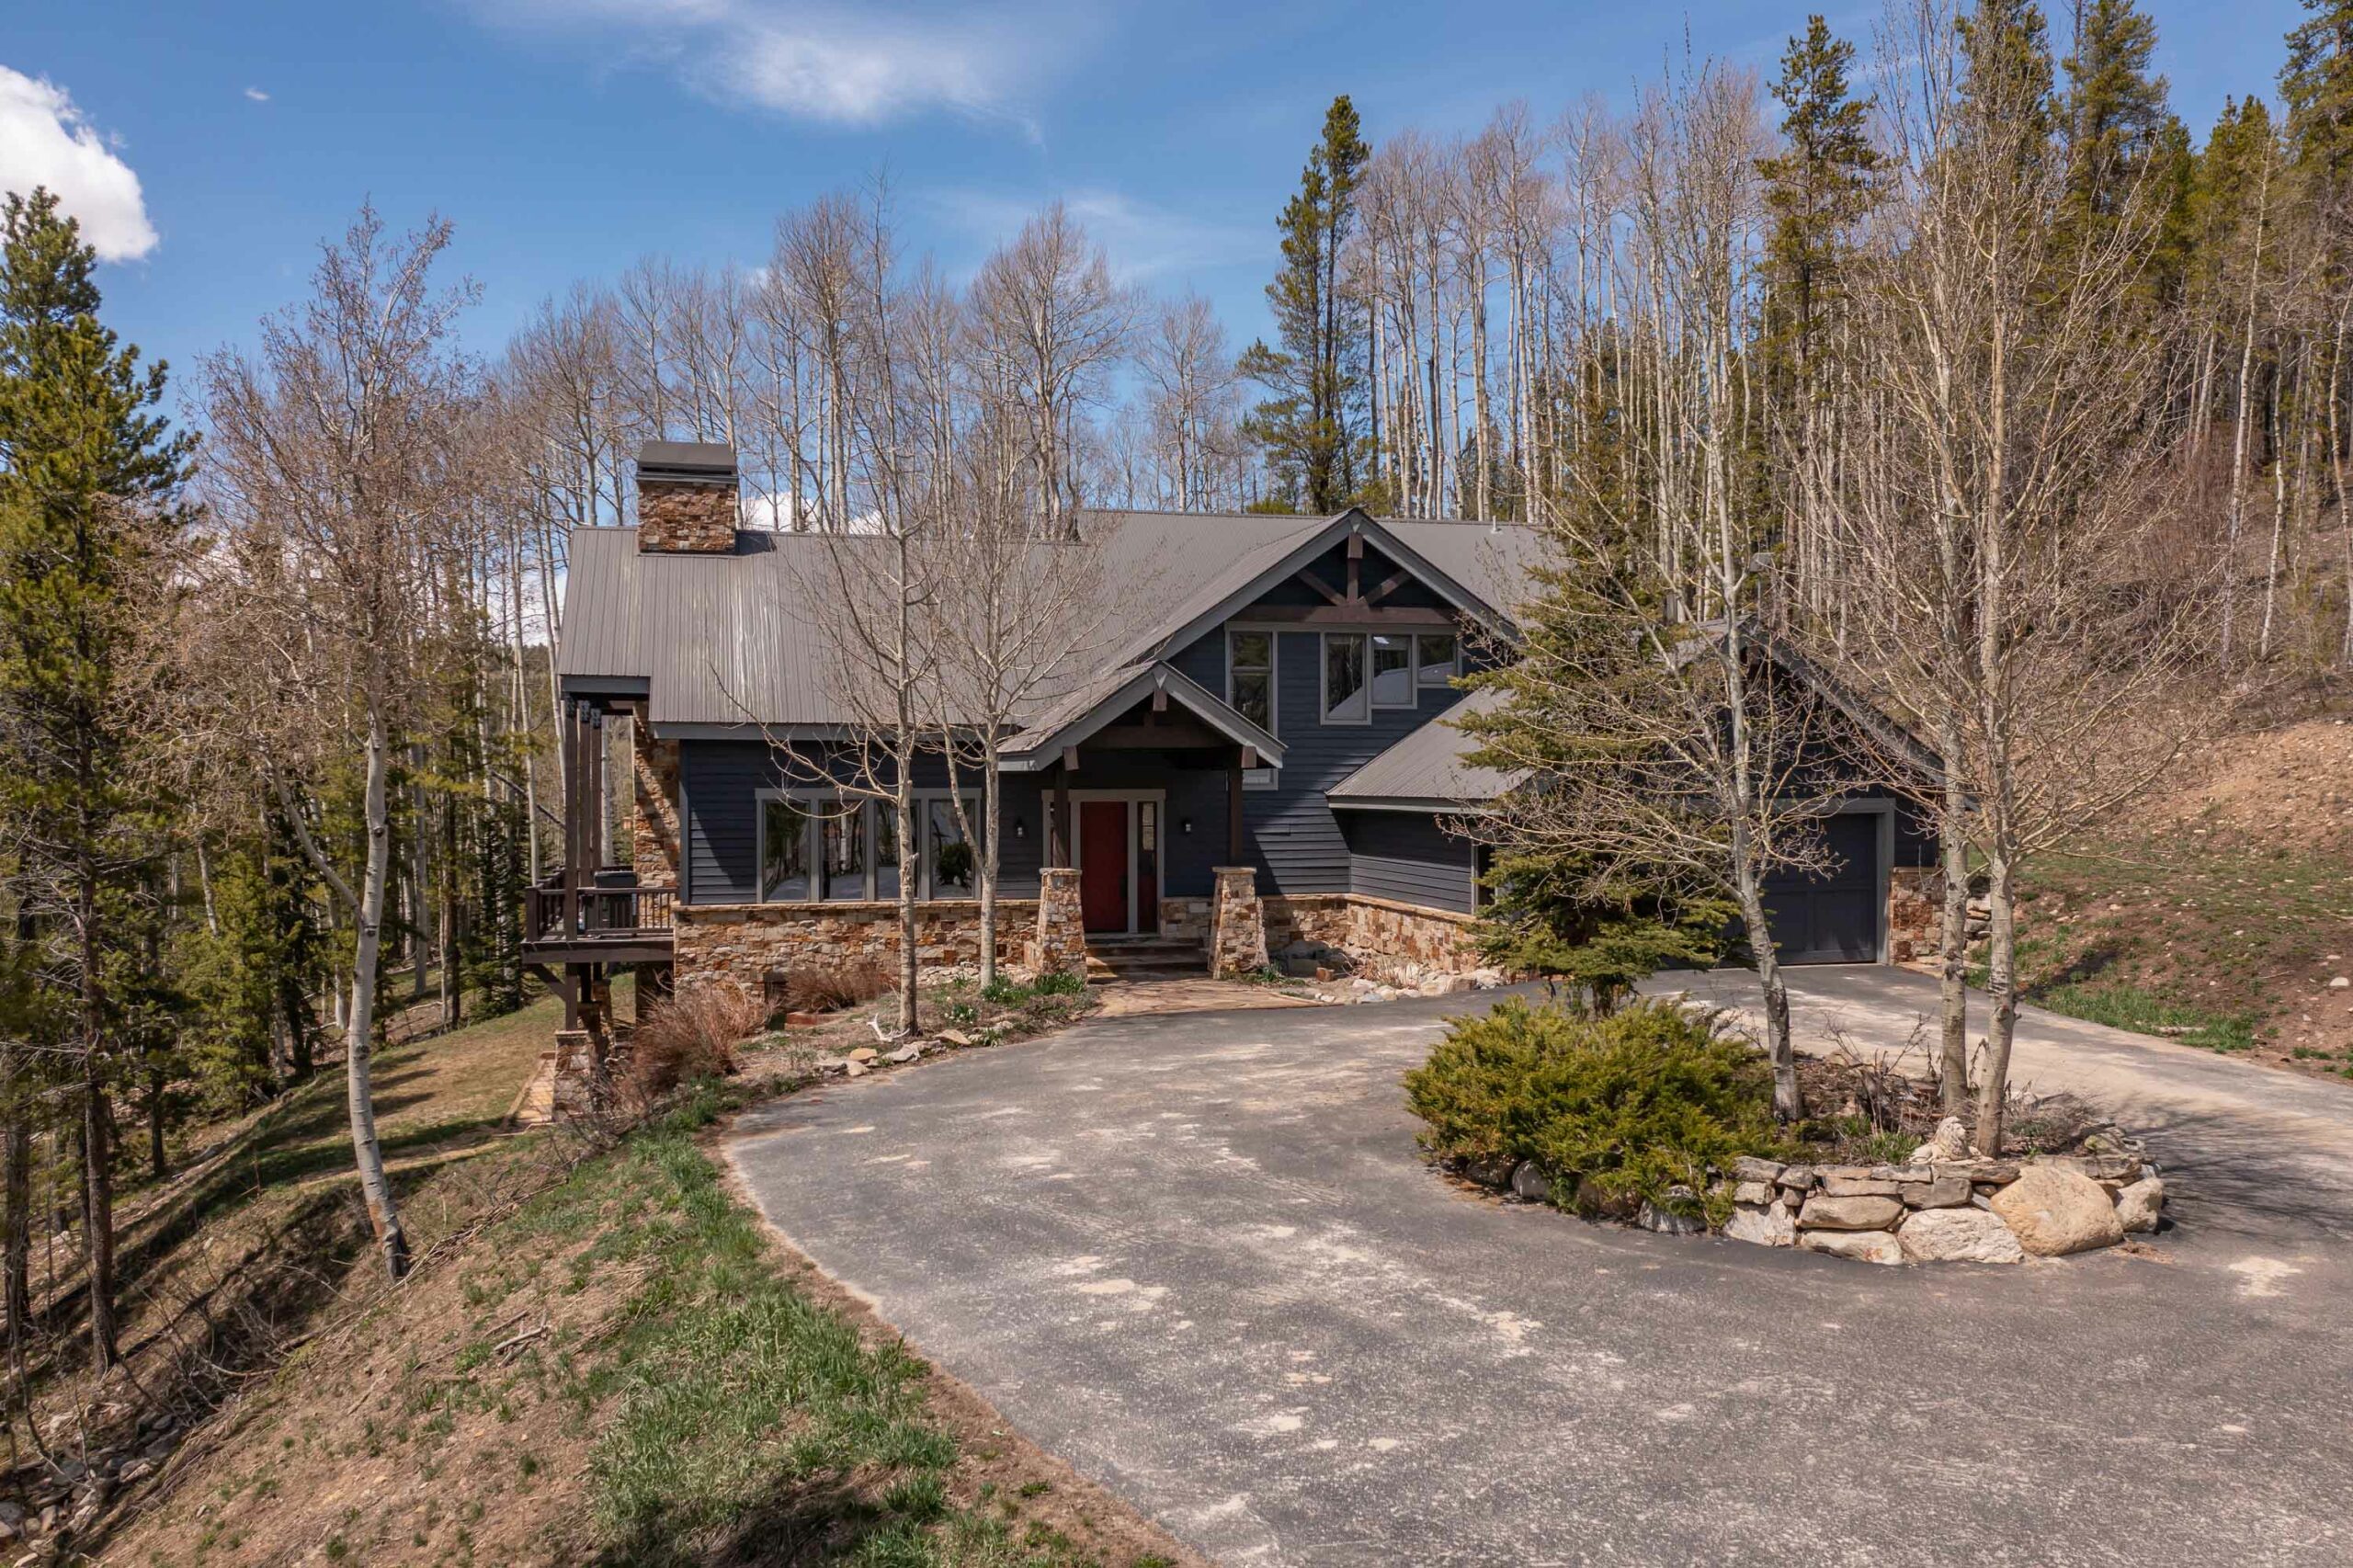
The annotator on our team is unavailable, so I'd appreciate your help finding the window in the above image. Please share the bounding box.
[1370,634,1413,708]
[759,797,813,902]
[1228,630,1274,731]
[1416,632,1459,688]
[925,797,976,897]
[873,802,902,901]
[821,805,867,901]
[1323,632,1369,723]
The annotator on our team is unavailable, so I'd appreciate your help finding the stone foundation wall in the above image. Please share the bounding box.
[675,899,1040,1000]
[1267,892,1485,979]
[637,479,737,552]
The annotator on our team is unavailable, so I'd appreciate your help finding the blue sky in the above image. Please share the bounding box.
[5,0,2311,394]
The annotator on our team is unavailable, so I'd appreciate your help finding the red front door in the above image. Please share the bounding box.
[1078,801,1128,932]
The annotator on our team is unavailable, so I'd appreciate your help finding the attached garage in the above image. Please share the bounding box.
[1759,805,1890,964]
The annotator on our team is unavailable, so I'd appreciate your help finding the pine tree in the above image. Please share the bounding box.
[1239,96,1371,513]
[0,187,193,1369]
[2062,0,2170,217]
[1757,17,1881,381]
[2284,0,2353,176]
[1960,0,2060,162]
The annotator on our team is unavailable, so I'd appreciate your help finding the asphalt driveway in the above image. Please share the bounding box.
[727,970,2353,1567]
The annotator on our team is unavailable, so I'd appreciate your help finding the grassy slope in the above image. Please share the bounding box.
[2004,720,2353,1080]
[96,996,1189,1568]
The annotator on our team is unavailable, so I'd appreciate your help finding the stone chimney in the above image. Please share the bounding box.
[635,440,739,552]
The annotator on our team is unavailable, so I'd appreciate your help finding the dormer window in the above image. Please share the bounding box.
[1323,633,1370,724]
[1228,630,1274,730]
[1416,632,1459,687]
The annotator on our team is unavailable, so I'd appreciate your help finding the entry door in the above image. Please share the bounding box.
[1078,801,1129,933]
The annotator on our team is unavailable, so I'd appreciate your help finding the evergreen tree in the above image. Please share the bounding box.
[0,187,193,1369]
[1240,96,1371,513]
[1959,0,2060,164]
[2284,0,2353,176]
[2062,0,2170,217]
[1757,17,1881,380]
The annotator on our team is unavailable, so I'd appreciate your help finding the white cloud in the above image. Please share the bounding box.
[0,66,157,262]
[463,0,1083,129]
[244,85,269,102]
[928,188,1264,285]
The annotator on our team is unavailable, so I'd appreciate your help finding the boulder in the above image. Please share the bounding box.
[1988,1165,2126,1256]
[847,1046,880,1063]
[1461,1154,1516,1189]
[1638,1197,1706,1236]
[2037,1153,2145,1187]
[1777,1165,1819,1193]
[1732,1180,1776,1207]
[1574,1177,1641,1221]
[1730,1155,1786,1184]
[1897,1207,2026,1264]
[1724,1200,1796,1247]
[884,1043,922,1064]
[2112,1175,2165,1233]
[1902,1174,1974,1210]
[842,1060,868,1078]
[1509,1161,1553,1203]
[1799,1228,1904,1265]
[1820,1173,1904,1199]
[938,1028,975,1047]
[1797,1193,1905,1231]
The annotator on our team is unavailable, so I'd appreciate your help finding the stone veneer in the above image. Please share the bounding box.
[1028,869,1086,976]
[631,711,681,888]
[1887,865,1941,964]
[637,478,738,553]
[676,899,1041,1001]
[1208,867,1270,978]
[1267,892,1485,977]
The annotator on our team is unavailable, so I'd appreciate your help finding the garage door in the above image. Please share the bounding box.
[1759,811,1881,964]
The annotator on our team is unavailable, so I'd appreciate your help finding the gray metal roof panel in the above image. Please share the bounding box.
[1325,687,1522,805]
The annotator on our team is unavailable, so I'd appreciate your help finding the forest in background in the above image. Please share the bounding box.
[0,0,2350,1411]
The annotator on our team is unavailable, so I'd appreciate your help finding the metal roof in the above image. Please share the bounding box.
[556,509,1546,731]
[1324,687,1522,808]
[998,660,1286,769]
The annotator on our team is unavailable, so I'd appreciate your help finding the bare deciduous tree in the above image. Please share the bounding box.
[197,206,483,1278]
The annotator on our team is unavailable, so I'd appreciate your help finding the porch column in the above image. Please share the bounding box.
[1051,762,1072,868]
[1227,750,1245,864]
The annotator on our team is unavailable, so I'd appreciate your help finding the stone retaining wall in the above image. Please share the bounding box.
[1267,892,1485,979]
[1469,1126,2165,1267]
[1717,1147,2163,1264]
[675,899,1040,1001]
[1887,865,1940,964]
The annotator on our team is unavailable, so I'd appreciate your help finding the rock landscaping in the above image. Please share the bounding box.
[1459,1114,2165,1267]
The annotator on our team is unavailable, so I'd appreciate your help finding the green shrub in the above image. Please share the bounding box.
[1403,997,1788,1219]
[1031,969,1087,997]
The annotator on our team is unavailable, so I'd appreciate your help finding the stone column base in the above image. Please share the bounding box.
[550,1028,601,1119]
[1027,867,1086,976]
[1209,866,1269,979]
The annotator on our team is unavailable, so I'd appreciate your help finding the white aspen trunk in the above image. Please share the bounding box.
[347,710,410,1280]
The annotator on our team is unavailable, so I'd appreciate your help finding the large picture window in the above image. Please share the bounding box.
[1370,633,1413,708]
[1323,632,1369,723]
[821,804,866,901]
[1228,629,1274,731]
[925,797,976,897]
[759,797,813,902]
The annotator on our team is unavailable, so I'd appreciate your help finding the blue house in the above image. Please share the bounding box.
[528,443,1933,1019]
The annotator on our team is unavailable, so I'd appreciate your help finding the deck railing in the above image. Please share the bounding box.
[525,875,675,946]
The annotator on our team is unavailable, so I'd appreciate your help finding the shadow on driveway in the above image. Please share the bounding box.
[730,978,2353,1567]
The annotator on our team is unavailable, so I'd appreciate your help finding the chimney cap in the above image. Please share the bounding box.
[638,440,738,484]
